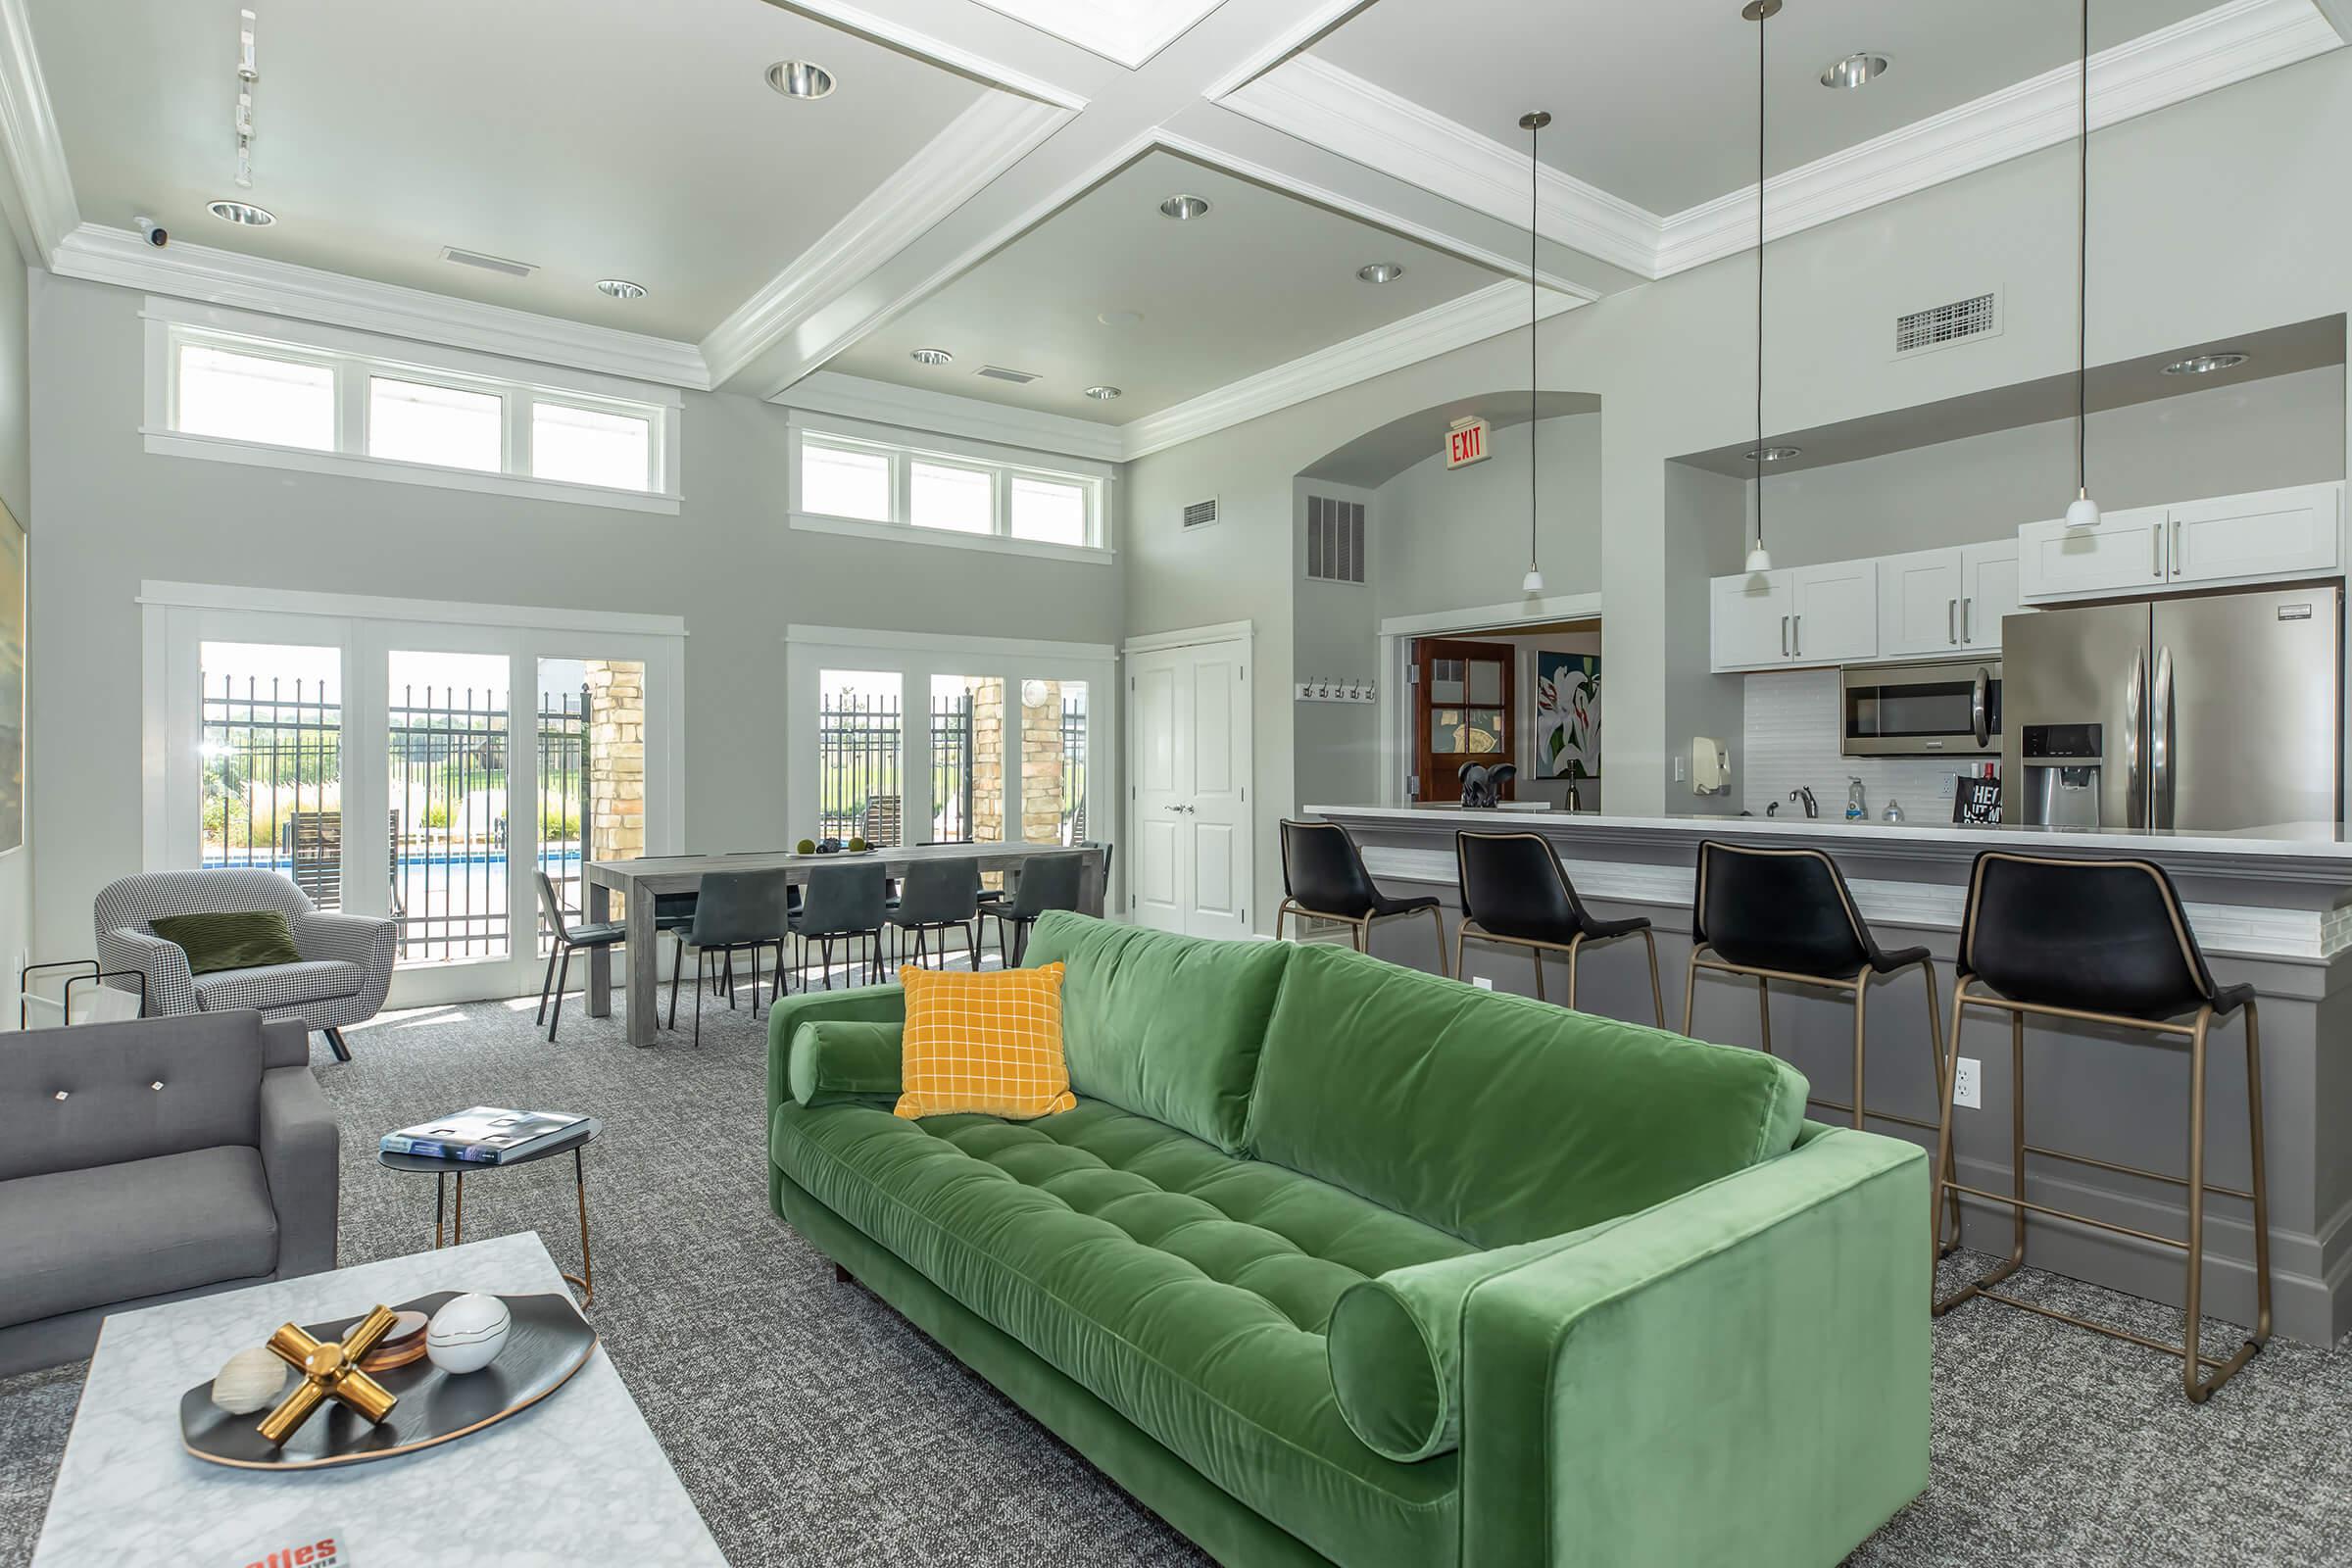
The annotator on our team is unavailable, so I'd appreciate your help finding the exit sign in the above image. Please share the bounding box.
[1446,416,1491,469]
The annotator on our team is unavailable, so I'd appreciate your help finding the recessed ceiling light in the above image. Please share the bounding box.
[909,347,955,367]
[1744,445,1803,464]
[766,60,836,99]
[2161,352,2251,375]
[206,199,274,226]
[1158,194,1210,221]
[1819,52,1890,89]
[594,278,647,300]
[1097,309,1144,327]
[1084,386,1122,401]
[1357,263,1406,284]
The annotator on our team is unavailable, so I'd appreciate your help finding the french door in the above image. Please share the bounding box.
[1414,638,1515,801]
[144,586,683,1006]
[1125,628,1251,939]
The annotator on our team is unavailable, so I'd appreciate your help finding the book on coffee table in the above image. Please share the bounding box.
[380,1106,588,1164]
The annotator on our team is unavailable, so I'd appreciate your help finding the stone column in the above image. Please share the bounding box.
[1021,679,1066,845]
[970,678,1006,843]
[582,661,646,862]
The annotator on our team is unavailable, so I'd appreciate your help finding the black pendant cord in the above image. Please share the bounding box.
[2077,0,2090,500]
[1753,4,1767,552]
[1526,113,1544,573]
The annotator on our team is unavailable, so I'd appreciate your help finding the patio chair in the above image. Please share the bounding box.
[94,869,397,1062]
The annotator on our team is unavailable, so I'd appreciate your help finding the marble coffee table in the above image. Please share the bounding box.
[30,1232,726,1566]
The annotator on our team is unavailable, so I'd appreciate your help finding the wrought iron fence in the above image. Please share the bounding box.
[1059,692,1089,843]
[201,673,344,902]
[388,682,512,962]
[536,684,591,953]
[817,687,982,846]
[931,693,975,843]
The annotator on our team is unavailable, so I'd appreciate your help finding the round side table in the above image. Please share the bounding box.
[378,1117,601,1306]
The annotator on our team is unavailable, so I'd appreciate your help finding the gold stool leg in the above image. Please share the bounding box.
[1453,924,1468,984]
[1921,959,1961,1255]
[1849,966,1871,1132]
[1531,942,1545,1003]
[1681,947,1701,1037]
[1641,928,1665,1028]
[2183,1006,2212,1401]
[2246,1002,2273,1346]
[1564,935,1583,1011]
[1755,974,1773,1055]
[1930,981,1969,1293]
[1428,906,1451,977]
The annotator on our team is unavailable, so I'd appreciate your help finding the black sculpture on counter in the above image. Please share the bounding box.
[1458,762,1517,808]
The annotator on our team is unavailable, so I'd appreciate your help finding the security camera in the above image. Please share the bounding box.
[136,216,168,248]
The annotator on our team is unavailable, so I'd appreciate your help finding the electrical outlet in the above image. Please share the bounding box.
[1472,977,1494,991]
[1952,1056,1982,1110]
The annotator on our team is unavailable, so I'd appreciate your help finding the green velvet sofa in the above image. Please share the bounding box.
[767,913,1928,1567]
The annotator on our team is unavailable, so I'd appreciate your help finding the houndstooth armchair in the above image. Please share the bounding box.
[94,870,398,1062]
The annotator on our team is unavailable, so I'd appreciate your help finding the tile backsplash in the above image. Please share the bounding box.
[1740,668,1990,822]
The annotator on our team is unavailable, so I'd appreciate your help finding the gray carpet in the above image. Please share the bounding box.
[3,985,2346,1567]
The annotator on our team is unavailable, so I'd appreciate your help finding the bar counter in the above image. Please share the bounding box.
[1308,803,2352,1344]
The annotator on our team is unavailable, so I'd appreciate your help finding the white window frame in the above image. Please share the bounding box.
[786,411,1115,564]
[142,298,684,515]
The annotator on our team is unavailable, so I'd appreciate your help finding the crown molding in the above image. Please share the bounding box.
[54,224,711,388]
[1197,0,1367,102]
[785,0,1090,111]
[700,91,1075,390]
[1219,53,1661,279]
[0,0,75,267]
[1653,0,2342,275]
[1120,280,1582,462]
[775,369,1127,463]
[968,0,1225,71]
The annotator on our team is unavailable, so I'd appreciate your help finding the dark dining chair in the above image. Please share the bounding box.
[793,862,891,990]
[536,871,626,1043]
[1276,818,1446,973]
[670,870,794,1046]
[890,858,982,971]
[986,853,1088,967]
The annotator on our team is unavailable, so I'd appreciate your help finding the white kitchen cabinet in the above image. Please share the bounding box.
[1789,561,1878,663]
[1710,571,1794,670]
[2017,505,2169,603]
[2168,483,2341,589]
[1959,539,2021,650]
[1878,549,1967,658]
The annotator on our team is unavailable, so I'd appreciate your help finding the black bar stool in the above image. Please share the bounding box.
[1453,831,1660,1020]
[1275,819,1447,974]
[1933,851,2270,1403]
[890,858,982,971]
[1686,841,1960,1244]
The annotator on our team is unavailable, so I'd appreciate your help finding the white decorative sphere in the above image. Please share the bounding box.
[210,1345,290,1414]
[425,1293,512,1375]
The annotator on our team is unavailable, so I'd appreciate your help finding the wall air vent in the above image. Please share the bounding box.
[1305,495,1365,584]
[976,366,1043,384]
[440,246,537,279]
[1894,290,2001,358]
[1181,497,1220,530]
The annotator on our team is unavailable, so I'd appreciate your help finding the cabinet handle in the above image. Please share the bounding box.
[1947,598,1958,644]
[2172,517,2181,576]
[2152,524,2163,577]
[1964,597,1974,642]
[1793,615,1803,657]
[1781,614,1790,657]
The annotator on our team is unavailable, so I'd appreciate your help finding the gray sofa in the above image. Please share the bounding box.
[0,1009,339,1376]
[95,869,398,1062]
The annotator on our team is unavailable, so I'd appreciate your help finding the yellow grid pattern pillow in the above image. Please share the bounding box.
[894,962,1075,1121]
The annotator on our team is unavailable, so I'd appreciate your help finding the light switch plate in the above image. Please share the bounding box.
[1472,977,1494,991]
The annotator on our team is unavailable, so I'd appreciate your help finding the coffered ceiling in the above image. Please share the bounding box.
[0,0,2336,460]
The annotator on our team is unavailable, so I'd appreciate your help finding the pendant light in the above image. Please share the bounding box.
[1520,110,1550,596]
[1742,0,1780,575]
[2064,0,2101,529]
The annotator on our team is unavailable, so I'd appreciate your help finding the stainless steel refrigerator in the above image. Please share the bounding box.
[1999,585,2343,833]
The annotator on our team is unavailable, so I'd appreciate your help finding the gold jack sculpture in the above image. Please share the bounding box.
[257,1304,402,1446]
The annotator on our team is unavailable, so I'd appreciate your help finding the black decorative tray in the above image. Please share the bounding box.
[179,1291,596,1470]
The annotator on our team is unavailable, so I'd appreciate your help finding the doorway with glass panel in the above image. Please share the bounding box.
[145,586,683,1008]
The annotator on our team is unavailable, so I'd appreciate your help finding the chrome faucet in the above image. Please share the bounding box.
[1789,787,1818,819]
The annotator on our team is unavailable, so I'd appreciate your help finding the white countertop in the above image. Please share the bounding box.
[1307,803,2352,863]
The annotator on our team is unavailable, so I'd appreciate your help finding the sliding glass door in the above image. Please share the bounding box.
[147,590,682,1007]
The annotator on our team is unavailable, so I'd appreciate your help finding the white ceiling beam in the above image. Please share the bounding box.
[2310,0,2352,44]
[965,0,1229,71]
[778,369,1127,462]
[0,0,77,267]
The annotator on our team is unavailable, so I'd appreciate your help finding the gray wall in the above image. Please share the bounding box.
[26,272,1123,958]
[0,257,27,1022]
[1373,413,1603,623]
[1752,364,2346,569]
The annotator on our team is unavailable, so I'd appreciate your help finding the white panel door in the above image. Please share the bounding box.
[1877,549,1965,659]
[1127,660,1185,933]
[1790,562,1878,664]
[1960,540,2021,650]
[1125,635,1253,938]
[2018,507,2168,602]
[1709,572,1794,671]
[2170,483,2342,590]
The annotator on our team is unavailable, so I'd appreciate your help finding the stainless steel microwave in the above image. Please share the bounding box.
[1839,660,2001,758]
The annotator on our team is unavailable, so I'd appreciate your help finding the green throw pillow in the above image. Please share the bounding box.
[150,909,305,975]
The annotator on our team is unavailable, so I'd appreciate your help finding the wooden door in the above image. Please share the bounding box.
[1415,639,1515,801]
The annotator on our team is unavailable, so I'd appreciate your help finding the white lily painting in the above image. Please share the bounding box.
[1535,652,1600,781]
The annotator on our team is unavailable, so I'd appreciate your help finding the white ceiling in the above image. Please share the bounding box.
[26,0,989,341]
[827,149,1509,423]
[1308,0,2221,216]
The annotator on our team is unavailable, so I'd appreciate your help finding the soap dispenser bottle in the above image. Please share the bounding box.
[1845,776,1867,821]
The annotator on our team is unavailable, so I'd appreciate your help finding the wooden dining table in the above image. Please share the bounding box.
[580,841,1106,1048]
